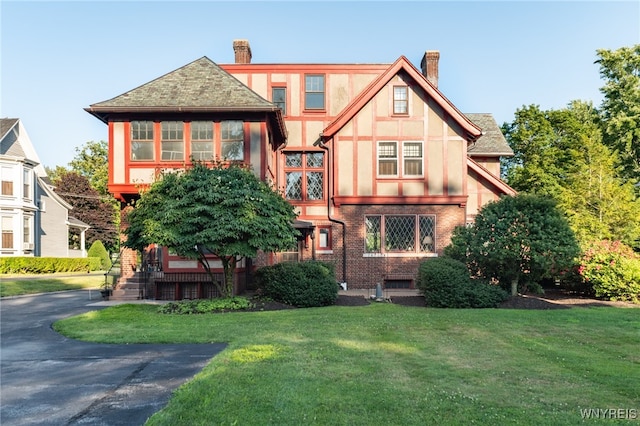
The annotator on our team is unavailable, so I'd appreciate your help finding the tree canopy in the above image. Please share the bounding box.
[124,161,299,297]
[52,171,118,252]
[597,45,640,182]
[445,194,580,296]
[502,101,640,249]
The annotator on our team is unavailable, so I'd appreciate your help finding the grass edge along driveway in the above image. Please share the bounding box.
[55,303,640,425]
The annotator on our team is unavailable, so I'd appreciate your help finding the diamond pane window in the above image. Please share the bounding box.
[286,172,302,200]
[419,216,435,252]
[365,216,382,253]
[284,152,324,201]
[385,216,415,251]
[307,172,323,200]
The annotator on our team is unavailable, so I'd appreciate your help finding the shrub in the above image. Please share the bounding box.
[158,297,254,314]
[577,240,640,303]
[416,257,508,308]
[87,240,112,270]
[0,257,101,274]
[254,261,337,308]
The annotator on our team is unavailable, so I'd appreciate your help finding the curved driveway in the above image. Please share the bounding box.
[0,290,226,425]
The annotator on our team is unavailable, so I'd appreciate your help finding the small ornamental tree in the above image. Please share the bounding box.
[445,194,580,296]
[124,161,299,298]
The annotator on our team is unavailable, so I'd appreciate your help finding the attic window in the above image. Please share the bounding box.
[393,86,408,114]
[305,75,325,110]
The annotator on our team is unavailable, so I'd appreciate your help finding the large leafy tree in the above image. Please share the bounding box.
[597,45,640,182]
[445,194,580,296]
[53,171,118,252]
[124,161,299,298]
[69,140,110,196]
[502,101,640,249]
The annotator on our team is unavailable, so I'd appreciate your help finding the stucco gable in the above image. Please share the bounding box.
[321,56,482,142]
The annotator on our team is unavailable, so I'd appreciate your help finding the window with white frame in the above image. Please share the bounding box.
[23,169,32,200]
[305,75,325,110]
[377,141,423,177]
[1,166,14,196]
[393,86,408,114]
[161,121,184,161]
[365,215,435,254]
[190,121,214,161]
[23,216,31,246]
[285,152,324,201]
[131,121,154,161]
[221,121,244,161]
[1,216,13,249]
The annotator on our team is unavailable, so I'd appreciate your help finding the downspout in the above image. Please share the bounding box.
[316,135,347,286]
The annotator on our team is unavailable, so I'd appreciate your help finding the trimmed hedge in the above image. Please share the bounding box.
[87,240,112,270]
[254,261,338,307]
[0,257,101,274]
[417,257,508,308]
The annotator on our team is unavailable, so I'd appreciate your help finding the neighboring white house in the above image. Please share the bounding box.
[0,118,89,257]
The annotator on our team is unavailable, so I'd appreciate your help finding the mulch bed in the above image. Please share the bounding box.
[251,290,637,311]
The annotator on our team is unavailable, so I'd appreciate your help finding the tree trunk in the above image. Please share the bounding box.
[511,277,519,296]
[221,256,236,298]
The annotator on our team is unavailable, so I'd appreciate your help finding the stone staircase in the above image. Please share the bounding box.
[111,272,146,301]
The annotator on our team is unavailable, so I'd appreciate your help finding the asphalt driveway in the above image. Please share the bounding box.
[0,290,226,425]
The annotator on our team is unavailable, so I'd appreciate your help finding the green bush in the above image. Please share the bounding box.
[577,240,640,303]
[158,297,255,314]
[416,257,508,308]
[254,261,338,307]
[87,240,112,270]
[0,257,101,274]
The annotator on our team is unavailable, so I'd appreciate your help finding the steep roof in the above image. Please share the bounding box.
[466,113,514,157]
[0,118,19,140]
[321,56,483,142]
[85,57,286,142]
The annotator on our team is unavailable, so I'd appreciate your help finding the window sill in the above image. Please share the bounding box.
[363,252,438,258]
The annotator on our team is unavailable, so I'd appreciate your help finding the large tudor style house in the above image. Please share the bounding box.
[86,40,514,300]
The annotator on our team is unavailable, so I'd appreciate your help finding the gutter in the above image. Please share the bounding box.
[315,135,347,286]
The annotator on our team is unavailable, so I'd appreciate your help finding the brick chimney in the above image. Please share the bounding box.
[233,39,252,64]
[420,50,440,88]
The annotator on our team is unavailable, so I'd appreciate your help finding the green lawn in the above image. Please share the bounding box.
[54,303,640,425]
[0,274,105,297]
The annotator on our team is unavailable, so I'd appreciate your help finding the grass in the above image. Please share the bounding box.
[0,273,105,297]
[54,303,640,425]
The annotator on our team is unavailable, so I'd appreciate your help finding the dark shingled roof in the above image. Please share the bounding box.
[0,118,19,140]
[85,57,286,143]
[88,57,276,111]
[466,113,514,157]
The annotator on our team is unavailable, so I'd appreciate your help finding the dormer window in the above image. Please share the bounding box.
[393,86,408,114]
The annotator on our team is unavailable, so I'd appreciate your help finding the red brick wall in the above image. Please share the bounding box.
[317,204,466,289]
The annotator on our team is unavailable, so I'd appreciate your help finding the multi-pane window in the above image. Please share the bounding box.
[377,141,423,177]
[1,216,13,249]
[393,86,408,114]
[161,121,184,161]
[131,121,154,161]
[403,142,423,176]
[378,142,398,176]
[272,87,287,115]
[285,152,324,201]
[221,121,244,161]
[23,216,31,245]
[23,169,32,200]
[190,121,214,161]
[305,75,325,110]
[365,215,435,254]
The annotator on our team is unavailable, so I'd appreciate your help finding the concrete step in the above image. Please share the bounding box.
[111,289,142,301]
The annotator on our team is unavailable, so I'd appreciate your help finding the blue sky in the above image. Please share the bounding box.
[2,1,639,169]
